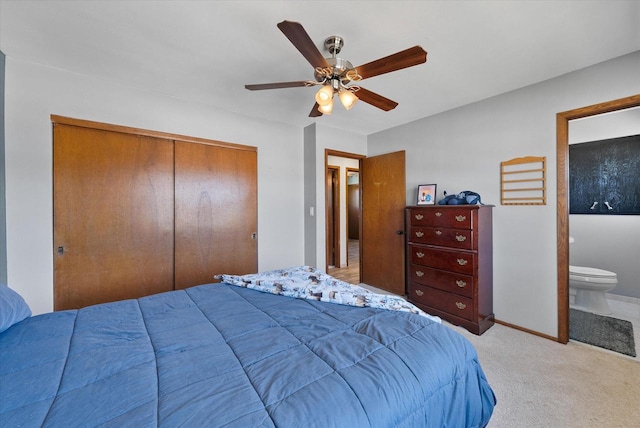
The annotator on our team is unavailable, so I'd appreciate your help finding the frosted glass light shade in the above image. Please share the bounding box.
[338,90,359,110]
[315,85,334,106]
[318,99,334,115]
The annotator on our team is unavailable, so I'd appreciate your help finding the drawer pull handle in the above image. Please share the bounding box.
[455,215,466,222]
[456,280,467,288]
[455,302,466,310]
[416,251,424,258]
[455,235,466,242]
[415,289,424,296]
[435,212,442,217]
[435,230,442,235]
[415,231,424,238]
[457,258,468,266]
[415,214,424,220]
[415,271,424,277]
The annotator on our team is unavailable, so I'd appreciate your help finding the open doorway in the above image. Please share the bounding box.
[324,149,407,294]
[556,94,640,343]
[326,153,361,284]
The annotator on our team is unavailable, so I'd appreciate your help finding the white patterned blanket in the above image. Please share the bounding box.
[215,266,441,323]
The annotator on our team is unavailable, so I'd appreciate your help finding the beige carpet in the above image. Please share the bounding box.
[450,322,640,428]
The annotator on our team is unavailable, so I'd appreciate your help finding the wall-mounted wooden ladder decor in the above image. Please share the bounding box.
[500,156,546,205]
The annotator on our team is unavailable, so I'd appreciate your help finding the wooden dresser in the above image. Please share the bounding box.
[405,205,494,335]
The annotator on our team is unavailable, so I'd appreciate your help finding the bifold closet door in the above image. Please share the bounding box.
[53,124,175,310]
[174,141,258,289]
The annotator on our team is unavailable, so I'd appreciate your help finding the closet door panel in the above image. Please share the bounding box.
[174,141,257,289]
[54,124,175,310]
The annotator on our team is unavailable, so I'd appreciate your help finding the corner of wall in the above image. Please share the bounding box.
[0,50,7,284]
[303,124,317,267]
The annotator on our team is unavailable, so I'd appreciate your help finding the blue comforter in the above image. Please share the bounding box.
[1,282,495,427]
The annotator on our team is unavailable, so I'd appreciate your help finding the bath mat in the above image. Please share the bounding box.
[570,308,636,357]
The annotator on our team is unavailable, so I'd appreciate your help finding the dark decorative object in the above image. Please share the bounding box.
[569,134,640,214]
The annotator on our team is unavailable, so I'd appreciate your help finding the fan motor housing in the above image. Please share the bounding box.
[314,58,354,82]
[314,36,354,82]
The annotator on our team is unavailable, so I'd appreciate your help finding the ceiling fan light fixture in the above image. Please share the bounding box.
[338,89,359,110]
[318,99,334,115]
[315,85,334,106]
[245,21,428,119]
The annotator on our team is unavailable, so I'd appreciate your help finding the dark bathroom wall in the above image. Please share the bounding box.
[569,134,640,215]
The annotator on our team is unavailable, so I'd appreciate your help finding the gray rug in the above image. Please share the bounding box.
[570,308,636,357]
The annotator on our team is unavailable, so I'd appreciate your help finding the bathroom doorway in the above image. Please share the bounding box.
[556,94,640,343]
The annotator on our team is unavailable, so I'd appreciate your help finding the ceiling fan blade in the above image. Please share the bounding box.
[355,87,398,111]
[354,46,427,80]
[309,102,323,117]
[277,20,330,69]
[245,81,310,90]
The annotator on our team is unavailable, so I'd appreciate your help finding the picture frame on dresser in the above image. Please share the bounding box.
[417,184,437,205]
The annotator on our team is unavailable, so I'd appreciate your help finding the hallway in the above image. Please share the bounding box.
[327,239,360,284]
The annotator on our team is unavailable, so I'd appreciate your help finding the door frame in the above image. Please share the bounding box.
[324,149,365,277]
[326,165,340,268]
[556,94,640,343]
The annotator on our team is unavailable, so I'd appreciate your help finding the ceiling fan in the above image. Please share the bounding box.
[245,20,428,117]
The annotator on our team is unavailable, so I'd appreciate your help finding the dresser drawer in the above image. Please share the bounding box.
[408,245,475,275]
[408,265,473,298]
[408,284,474,321]
[408,207,473,229]
[408,226,473,250]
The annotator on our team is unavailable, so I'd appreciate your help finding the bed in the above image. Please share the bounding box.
[0,266,496,427]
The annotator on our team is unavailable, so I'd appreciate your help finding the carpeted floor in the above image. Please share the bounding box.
[569,308,636,357]
[452,322,640,427]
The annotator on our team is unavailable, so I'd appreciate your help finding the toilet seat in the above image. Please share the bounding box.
[569,266,617,284]
[570,265,616,278]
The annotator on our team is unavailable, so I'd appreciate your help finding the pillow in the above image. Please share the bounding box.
[0,284,32,333]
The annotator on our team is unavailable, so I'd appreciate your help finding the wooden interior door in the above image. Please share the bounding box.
[361,151,406,295]
[174,141,257,289]
[53,124,175,310]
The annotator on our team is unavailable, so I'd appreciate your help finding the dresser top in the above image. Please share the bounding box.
[406,205,494,209]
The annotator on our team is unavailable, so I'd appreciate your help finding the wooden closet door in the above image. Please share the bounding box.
[174,141,257,289]
[53,124,175,310]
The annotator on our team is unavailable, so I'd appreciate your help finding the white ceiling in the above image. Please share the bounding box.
[1,0,639,135]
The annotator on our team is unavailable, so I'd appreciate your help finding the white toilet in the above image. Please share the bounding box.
[569,265,618,315]
[568,236,618,315]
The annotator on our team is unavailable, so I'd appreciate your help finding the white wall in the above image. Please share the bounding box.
[5,57,305,315]
[568,107,640,299]
[0,51,6,285]
[303,125,317,268]
[367,51,640,338]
